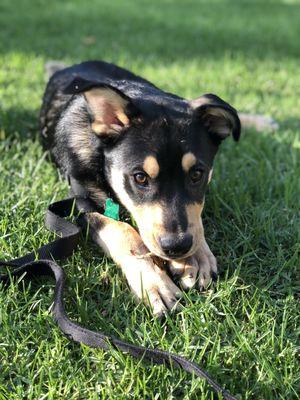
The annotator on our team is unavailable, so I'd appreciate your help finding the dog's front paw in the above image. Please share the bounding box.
[168,240,217,291]
[122,257,182,316]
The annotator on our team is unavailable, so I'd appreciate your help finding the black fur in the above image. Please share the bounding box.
[40,60,241,257]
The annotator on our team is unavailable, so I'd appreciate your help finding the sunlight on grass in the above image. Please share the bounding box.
[0,0,299,399]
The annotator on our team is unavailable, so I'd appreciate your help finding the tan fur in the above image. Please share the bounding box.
[134,202,204,260]
[181,152,196,172]
[143,155,160,178]
[109,167,165,256]
[208,169,213,183]
[86,212,182,315]
[91,121,111,135]
[132,203,165,255]
[190,96,234,136]
[87,212,146,261]
[65,88,130,164]
[168,228,217,290]
[186,203,204,224]
[189,95,213,109]
[109,166,205,260]
[85,88,129,135]
[185,203,204,252]
[69,135,93,162]
[203,107,234,135]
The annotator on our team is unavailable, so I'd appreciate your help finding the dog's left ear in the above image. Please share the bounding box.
[190,94,241,143]
[64,76,138,137]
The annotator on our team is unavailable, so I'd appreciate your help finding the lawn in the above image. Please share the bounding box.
[0,0,299,399]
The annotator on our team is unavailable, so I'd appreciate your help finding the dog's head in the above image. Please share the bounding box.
[65,78,240,260]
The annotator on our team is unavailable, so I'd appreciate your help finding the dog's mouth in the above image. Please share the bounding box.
[157,248,196,261]
[135,248,195,265]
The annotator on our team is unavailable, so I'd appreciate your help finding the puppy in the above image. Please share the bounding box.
[40,60,241,316]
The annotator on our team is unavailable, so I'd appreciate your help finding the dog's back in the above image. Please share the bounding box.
[39,61,189,151]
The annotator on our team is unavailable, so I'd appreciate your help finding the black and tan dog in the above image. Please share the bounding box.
[40,60,241,316]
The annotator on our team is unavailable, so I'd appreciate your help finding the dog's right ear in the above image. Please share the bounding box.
[64,77,138,137]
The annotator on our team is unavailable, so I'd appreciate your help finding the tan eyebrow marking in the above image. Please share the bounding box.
[181,152,197,172]
[143,155,160,178]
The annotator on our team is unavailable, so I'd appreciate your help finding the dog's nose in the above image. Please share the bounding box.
[159,233,193,257]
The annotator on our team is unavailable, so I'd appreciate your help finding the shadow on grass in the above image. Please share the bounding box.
[0,108,39,141]
[0,0,299,62]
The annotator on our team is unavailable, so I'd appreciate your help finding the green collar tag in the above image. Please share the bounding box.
[104,198,120,220]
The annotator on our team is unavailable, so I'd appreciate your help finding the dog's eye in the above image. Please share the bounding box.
[134,172,149,186]
[189,168,203,183]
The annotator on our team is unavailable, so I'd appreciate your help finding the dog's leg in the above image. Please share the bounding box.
[85,213,182,316]
[168,218,217,290]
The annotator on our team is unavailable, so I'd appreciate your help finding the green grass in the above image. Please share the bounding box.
[0,0,299,398]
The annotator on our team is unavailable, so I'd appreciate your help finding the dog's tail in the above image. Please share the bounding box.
[44,60,68,79]
[238,113,279,132]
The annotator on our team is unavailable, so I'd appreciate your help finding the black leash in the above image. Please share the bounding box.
[0,196,236,400]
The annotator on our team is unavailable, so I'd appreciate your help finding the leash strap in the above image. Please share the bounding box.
[0,197,236,400]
